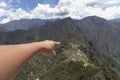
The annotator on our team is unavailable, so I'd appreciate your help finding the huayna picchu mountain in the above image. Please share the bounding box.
[0,16,120,80]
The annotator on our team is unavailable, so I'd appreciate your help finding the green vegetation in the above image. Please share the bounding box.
[40,61,100,80]
[0,16,119,80]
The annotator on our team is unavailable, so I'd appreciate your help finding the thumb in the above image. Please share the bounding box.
[51,50,56,55]
[43,50,56,56]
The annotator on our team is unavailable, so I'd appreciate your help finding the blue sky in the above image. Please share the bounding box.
[9,0,59,10]
[0,0,120,23]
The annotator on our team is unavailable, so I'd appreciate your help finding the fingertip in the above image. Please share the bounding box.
[54,41,61,45]
[58,42,61,44]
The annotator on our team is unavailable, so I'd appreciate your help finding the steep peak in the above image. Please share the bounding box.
[64,17,72,20]
[50,17,74,26]
[83,16,106,22]
[80,16,108,26]
[62,17,73,22]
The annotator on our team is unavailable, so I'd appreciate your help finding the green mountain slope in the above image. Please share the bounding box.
[0,17,119,80]
[14,34,118,80]
[75,16,120,72]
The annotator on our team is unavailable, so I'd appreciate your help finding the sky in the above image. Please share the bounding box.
[0,0,120,23]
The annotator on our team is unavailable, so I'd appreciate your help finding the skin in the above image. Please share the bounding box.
[0,40,60,80]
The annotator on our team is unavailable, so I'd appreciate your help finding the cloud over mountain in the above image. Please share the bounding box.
[0,0,120,23]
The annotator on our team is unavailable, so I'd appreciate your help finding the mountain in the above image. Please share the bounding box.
[0,16,119,80]
[110,19,120,28]
[0,27,8,32]
[75,16,120,71]
[111,18,120,23]
[0,19,57,31]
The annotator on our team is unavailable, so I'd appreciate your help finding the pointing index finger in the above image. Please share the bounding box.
[54,41,61,46]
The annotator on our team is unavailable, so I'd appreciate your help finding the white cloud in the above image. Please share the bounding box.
[1,0,120,23]
[0,2,7,8]
[0,8,31,23]
[102,0,120,5]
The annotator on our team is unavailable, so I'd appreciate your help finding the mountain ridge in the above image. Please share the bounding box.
[0,18,58,31]
[0,16,120,80]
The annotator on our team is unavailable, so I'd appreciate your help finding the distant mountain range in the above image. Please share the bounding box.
[0,18,58,31]
[0,16,120,80]
[0,16,119,31]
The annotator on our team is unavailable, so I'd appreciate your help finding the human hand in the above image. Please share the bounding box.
[38,40,61,56]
